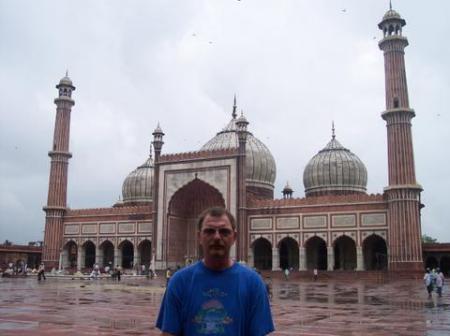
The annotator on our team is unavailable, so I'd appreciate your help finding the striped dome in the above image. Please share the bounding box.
[303,135,367,197]
[122,156,154,203]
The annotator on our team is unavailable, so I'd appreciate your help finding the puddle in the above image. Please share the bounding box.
[0,321,38,330]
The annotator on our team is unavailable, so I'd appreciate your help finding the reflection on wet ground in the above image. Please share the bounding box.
[0,276,449,335]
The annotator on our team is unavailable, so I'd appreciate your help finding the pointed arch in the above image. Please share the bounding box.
[362,234,387,270]
[100,240,115,267]
[333,235,356,270]
[278,237,299,270]
[119,240,134,269]
[167,178,226,266]
[304,236,327,270]
[252,237,272,270]
[82,240,96,268]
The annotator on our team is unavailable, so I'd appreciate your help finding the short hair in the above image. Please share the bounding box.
[197,207,236,231]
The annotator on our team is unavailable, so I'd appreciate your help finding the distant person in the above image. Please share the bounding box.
[156,206,274,335]
[284,268,290,281]
[313,268,318,281]
[116,266,122,282]
[424,268,434,298]
[37,263,46,281]
[436,268,445,298]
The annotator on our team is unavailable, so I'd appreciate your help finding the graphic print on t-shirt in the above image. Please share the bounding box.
[192,288,233,334]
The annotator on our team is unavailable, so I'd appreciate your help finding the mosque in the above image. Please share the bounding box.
[42,6,426,273]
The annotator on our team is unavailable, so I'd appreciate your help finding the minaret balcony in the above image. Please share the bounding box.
[381,108,415,121]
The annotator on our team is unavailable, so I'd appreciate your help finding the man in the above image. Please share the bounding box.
[37,263,46,281]
[435,268,445,298]
[424,268,434,298]
[156,207,274,335]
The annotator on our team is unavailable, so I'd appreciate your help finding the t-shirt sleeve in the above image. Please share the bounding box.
[248,275,275,335]
[156,280,183,335]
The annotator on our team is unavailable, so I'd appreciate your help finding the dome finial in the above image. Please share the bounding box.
[232,94,237,119]
[65,69,69,77]
[149,142,153,159]
[389,0,392,10]
[332,121,336,140]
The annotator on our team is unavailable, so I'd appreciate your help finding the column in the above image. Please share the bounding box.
[299,247,306,271]
[247,249,254,268]
[77,245,84,271]
[62,249,69,269]
[134,246,140,269]
[327,246,334,271]
[272,247,280,271]
[356,246,364,271]
[95,245,103,267]
[114,246,122,268]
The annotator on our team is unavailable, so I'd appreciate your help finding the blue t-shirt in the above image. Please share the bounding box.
[156,261,274,336]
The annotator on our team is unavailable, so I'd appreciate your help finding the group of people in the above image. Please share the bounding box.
[424,267,445,298]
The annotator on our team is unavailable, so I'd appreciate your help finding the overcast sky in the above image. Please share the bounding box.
[1,0,449,244]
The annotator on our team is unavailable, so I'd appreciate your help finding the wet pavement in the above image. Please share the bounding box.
[0,275,449,335]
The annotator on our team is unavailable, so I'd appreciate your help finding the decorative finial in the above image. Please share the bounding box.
[389,0,392,10]
[149,142,153,159]
[332,121,336,139]
[65,69,69,77]
[232,94,237,119]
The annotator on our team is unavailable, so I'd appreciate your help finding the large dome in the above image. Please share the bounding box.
[122,155,154,204]
[201,113,276,197]
[303,134,367,197]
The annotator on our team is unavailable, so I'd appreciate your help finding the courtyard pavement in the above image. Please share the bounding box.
[0,275,449,335]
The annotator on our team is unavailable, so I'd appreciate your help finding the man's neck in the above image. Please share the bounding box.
[203,257,234,271]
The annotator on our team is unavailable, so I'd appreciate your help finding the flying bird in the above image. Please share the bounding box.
[342,9,347,13]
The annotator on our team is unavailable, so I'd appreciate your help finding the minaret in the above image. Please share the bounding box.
[42,73,75,269]
[236,111,249,261]
[151,123,164,266]
[378,6,423,272]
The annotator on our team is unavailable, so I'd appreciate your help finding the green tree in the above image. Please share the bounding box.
[422,234,437,243]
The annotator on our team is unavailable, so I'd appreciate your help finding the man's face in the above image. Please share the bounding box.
[199,214,236,260]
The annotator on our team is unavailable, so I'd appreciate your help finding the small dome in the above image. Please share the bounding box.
[303,135,367,197]
[383,9,402,20]
[122,156,154,204]
[59,75,73,86]
[201,116,276,192]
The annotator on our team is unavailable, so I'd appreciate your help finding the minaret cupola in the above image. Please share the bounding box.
[56,71,76,98]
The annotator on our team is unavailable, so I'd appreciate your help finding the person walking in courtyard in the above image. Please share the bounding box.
[37,263,46,281]
[157,207,274,335]
[436,268,445,298]
[313,268,318,281]
[116,265,122,282]
[424,268,434,298]
[284,267,290,281]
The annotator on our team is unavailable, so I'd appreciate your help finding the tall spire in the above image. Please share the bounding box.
[331,121,336,139]
[232,94,237,119]
[389,0,392,10]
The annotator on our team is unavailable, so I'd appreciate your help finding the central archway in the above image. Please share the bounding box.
[279,237,299,270]
[167,178,225,267]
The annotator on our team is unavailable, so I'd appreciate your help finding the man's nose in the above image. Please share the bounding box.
[213,229,222,239]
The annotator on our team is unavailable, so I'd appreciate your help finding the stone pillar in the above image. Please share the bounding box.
[327,246,334,271]
[62,249,69,268]
[247,249,254,268]
[77,245,84,271]
[299,247,306,271]
[114,246,122,268]
[272,247,280,271]
[356,246,364,271]
[134,246,140,269]
[96,245,103,267]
